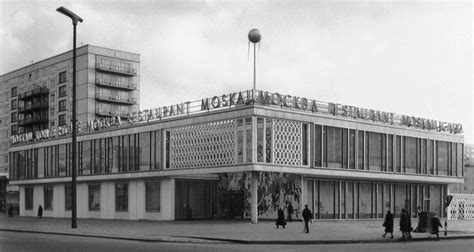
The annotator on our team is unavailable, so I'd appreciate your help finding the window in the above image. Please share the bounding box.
[59,100,66,112]
[11,99,18,110]
[65,186,72,211]
[25,187,34,210]
[59,85,67,97]
[50,93,55,102]
[50,107,55,116]
[324,126,343,168]
[58,114,66,126]
[89,185,100,211]
[11,125,17,135]
[11,87,17,97]
[437,141,448,176]
[367,132,385,171]
[146,182,160,212]
[44,186,53,210]
[115,183,128,212]
[11,112,17,123]
[59,71,67,83]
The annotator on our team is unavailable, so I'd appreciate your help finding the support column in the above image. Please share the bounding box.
[251,171,258,223]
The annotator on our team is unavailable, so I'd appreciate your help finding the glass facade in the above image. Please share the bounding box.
[307,179,447,219]
[9,117,463,180]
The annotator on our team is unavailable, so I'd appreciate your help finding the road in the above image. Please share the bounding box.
[0,231,473,252]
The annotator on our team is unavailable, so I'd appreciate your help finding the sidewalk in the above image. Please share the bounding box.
[0,215,473,244]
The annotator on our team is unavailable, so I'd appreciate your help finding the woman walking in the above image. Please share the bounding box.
[382,210,394,238]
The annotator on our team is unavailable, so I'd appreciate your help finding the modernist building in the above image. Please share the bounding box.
[0,45,140,178]
[8,90,464,221]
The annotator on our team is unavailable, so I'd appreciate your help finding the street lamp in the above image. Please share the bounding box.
[56,6,83,229]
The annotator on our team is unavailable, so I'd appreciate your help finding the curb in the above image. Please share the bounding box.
[1,228,473,245]
[0,229,226,244]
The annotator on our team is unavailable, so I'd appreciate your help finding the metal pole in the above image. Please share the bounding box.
[253,43,256,91]
[72,22,77,229]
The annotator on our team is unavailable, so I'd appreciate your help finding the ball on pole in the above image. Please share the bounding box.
[248,28,261,43]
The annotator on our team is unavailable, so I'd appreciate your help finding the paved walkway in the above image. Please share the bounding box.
[0,215,473,244]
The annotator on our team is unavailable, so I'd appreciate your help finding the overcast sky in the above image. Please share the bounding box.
[0,0,472,143]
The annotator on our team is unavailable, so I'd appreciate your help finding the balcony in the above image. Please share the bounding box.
[18,114,48,126]
[95,108,130,118]
[19,101,48,113]
[18,87,49,100]
[96,63,137,76]
[95,92,137,105]
[95,78,137,90]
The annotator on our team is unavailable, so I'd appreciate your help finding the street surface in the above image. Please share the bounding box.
[0,231,473,252]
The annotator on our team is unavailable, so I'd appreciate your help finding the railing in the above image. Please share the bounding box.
[95,108,130,118]
[95,63,137,76]
[95,92,137,104]
[18,87,49,100]
[95,78,137,90]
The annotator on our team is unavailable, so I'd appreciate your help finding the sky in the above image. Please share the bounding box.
[0,0,472,143]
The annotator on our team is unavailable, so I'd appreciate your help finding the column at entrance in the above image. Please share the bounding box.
[251,171,258,223]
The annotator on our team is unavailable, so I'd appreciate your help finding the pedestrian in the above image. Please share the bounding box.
[276,207,286,229]
[302,204,312,233]
[37,204,43,218]
[8,203,13,218]
[184,204,192,221]
[417,206,422,217]
[287,202,294,222]
[382,209,394,238]
[399,209,412,240]
[431,215,443,241]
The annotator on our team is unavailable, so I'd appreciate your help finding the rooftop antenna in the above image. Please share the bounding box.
[248,28,261,91]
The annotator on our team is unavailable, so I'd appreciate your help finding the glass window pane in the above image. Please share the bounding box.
[245,118,252,163]
[44,186,53,210]
[257,118,264,162]
[139,132,151,171]
[89,185,101,211]
[58,144,66,177]
[359,182,372,218]
[320,180,335,219]
[146,182,160,212]
[265,118,272,163]
[326,127,343,168]
[314,125,322,167]
[65,186,72,211]
[437,141,448,176]
[115,183,128,212]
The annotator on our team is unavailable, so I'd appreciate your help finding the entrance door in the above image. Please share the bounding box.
[175,180,217,220]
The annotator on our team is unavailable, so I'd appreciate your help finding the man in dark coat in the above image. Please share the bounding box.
[302,205,312,233]
[8,203,13,218]
[276,207,286,228]
[287,202,294,222]
[399,209,412,240]
[382,210,394,238]
[37,205,43,218]
[431,215,443,241]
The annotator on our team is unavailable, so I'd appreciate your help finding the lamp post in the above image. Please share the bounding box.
[56,6,83,229]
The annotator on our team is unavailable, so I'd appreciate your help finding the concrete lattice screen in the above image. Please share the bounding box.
[448,194,474,220]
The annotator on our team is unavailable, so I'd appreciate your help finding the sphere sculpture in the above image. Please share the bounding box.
[248,28,261,43]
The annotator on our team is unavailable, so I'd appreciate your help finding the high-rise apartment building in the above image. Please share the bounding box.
[0,45,140,177]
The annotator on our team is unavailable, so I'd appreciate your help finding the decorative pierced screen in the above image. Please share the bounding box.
[448,194,474,220]
[169,120,236,168]
[273,119,302,165]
